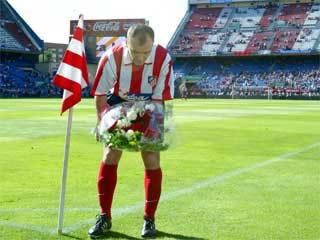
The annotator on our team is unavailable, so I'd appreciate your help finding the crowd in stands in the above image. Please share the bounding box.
[174,55,320,98]
[0,62,90,98]
[0,60,319,99]
[1,63,54,97]
[176,68,320,98]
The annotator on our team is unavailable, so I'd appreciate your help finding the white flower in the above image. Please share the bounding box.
[145,103,155,112]
[116,119,125,128]
[116,120,123,128]
[127,111,138,121]
[102,133,111,141]
[120,119,130,128]
[116,118,131,128]
[126,129,134,138]
[124,119,131,127]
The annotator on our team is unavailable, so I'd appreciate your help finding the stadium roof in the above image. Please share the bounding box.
[0,0,44,52]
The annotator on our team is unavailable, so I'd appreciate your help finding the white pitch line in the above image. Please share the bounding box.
[0,221,55,234]
[1,142,319,235]
[65,141,320,233]
[161,142,319,201]
[64,203,144,233]
[0,207,97,213]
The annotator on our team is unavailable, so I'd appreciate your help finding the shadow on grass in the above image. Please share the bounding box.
[104,231,141,239]
[62,230,207,240]
[63,231,140,239]
[156,230,208,240]
[61,233,84,239]
[63,231,141,239]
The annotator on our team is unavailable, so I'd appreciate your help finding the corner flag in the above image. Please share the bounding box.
[53,14,88,234]
[53,14,88,115]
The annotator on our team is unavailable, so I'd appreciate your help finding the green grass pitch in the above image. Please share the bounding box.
[0,99,319,240]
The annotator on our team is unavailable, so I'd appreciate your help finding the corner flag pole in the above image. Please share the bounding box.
[57,107,73,234]
[52,14,88,234]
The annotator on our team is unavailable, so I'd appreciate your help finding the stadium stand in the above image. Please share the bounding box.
[201,31,229,55]
[293,28,320,51]
[186,8,222,29]
[259,3,278,29]
[169,1,320,56]
[223,31,254,53]
[169,0,320,99]
[229,7,265,28]
[214,7,232,29]
[0,0,43,53]
[0,0,67,98]
[245,31,273,53]
[0,23,25,50]
[270,29,300,52]
[304,4,320,25]
[275,3,312,27]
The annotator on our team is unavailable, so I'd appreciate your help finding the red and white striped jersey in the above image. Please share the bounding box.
[91,43,174,101]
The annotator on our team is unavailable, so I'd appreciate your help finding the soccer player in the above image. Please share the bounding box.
[88,24,174,239]
[179,80,188,100]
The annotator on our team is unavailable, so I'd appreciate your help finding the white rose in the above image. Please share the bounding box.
[116,120,123,128]
[127,111,137,121]
[123,119,131,128]
[126,129,134,138]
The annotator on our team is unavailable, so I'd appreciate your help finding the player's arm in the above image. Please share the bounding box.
[95,95,108,125]
[91,52,116,127]
[152,55,175,102]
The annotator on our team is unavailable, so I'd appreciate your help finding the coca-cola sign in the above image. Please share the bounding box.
[93,21,120,32]
[70,19,146,35]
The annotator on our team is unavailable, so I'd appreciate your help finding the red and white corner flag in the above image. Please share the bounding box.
[53,14,88,115]
[54,14,88,235]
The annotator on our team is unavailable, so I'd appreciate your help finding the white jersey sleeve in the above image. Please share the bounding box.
[152,54,174,101]
[91,50,117,96]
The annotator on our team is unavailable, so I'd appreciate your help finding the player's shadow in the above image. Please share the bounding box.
[61,233,84,239]
[157,230,208,240]
[62,231,140,240]
[95,230,141,239]
[62,230,207,240]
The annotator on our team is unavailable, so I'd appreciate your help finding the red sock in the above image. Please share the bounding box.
[97,162,118,219]
[144,168,162,220]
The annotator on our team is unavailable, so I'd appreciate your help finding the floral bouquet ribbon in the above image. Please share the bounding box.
[97,101,173,152]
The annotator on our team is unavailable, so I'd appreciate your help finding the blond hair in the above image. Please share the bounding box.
[127,24,154,45]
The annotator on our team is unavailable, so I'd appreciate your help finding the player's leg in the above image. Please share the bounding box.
[141,151,162,238]
[88,148,122,238]
[98,148,122,218]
